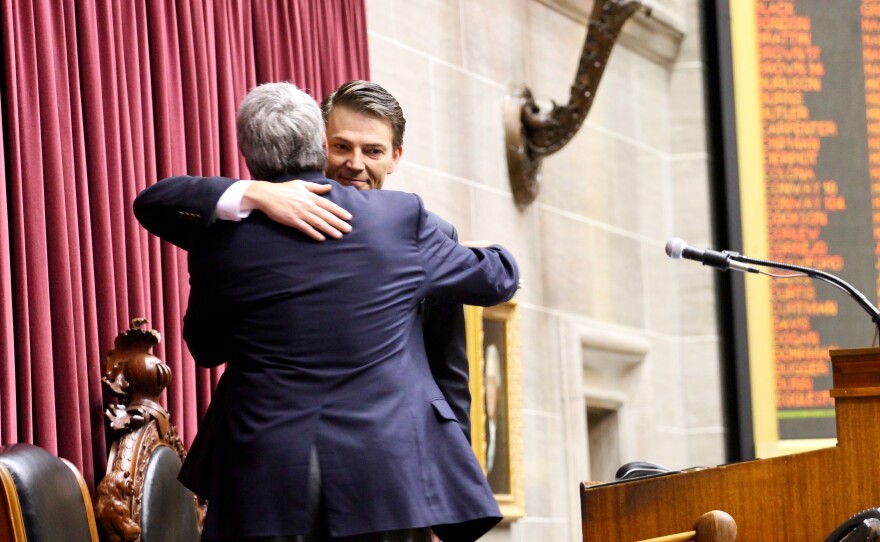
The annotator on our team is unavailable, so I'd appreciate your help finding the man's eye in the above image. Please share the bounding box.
[366,149,383,156]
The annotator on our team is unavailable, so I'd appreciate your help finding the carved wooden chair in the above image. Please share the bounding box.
[636,510,737,542]
[0,443,99,541]
[95,319,203,542]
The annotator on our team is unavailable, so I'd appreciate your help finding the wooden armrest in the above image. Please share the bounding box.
[637,533,696,542]
[636,511,737,542]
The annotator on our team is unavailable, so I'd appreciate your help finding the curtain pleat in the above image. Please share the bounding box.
[0,0,369,488]
[62,0,105,486]
[8,0,59,455]
[0,0,21,448]
[0,36,15,447]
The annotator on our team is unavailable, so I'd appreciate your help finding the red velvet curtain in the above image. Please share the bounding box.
[0,0,369,488]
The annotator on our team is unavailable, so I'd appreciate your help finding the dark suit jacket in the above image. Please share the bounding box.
[134,171,518,540]
[134,174,474,440]
[417,215,472,440]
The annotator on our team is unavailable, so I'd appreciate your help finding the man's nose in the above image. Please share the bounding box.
[348,150,364,170]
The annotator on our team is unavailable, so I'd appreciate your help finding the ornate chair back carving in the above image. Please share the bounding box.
[95,319,203,542]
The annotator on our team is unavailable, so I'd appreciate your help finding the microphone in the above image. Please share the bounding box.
[665,237,756,273]
[665,237,880,327]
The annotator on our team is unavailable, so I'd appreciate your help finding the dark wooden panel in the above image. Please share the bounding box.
[581,348,880,541]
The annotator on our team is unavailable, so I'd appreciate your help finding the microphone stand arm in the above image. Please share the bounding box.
[726,252,880,332]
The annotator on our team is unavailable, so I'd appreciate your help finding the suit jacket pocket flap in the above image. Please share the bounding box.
[431,398,458,422]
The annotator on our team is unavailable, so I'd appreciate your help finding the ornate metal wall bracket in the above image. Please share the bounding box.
[505,0,649,209]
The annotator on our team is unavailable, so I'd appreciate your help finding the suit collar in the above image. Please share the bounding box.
[267,170,328,183]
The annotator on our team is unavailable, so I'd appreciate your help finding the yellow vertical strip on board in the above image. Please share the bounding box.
[729,0,780,457]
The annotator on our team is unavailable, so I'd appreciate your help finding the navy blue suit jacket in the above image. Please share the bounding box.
[134,172,518,540]
[134,174,474,441]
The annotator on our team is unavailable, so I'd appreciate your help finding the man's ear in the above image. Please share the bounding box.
[387,145,403,174]
[323,134,329,153]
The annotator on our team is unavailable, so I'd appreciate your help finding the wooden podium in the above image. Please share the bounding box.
[580,348,880,541]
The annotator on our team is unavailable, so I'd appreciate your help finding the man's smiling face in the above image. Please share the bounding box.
[324,106,402,190]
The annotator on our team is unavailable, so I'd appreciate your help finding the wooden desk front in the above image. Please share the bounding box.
[580,348,880,541]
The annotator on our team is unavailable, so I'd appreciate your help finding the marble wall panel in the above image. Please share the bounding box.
[670,64,707,155]
[393,162,474,239]
[671,156,713,246]
[387,0,464,66]
[462,0,529,85]
[538,210,597,316]
[431,65,508,189]
[368,35,437,171]
[536,125,615,221]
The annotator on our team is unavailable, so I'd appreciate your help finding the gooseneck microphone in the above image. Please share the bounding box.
[665,237,880,330]
[665,238,757,274]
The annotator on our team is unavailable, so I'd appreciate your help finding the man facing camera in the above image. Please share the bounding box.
[135,81,519,541]
[135,80,475,444]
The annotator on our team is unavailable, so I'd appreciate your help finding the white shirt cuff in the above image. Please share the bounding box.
[216,180,255,221]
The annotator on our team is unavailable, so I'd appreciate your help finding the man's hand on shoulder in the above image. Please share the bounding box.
[242,180,353,241]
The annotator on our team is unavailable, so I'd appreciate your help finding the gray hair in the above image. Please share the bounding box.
[236,82,327,179]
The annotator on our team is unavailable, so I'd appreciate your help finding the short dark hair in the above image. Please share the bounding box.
[321,80,406,149]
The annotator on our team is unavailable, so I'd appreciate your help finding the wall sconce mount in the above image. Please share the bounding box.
[504,0,649,209]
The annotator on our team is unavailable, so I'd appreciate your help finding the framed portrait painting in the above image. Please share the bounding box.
[465,300,524,519]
